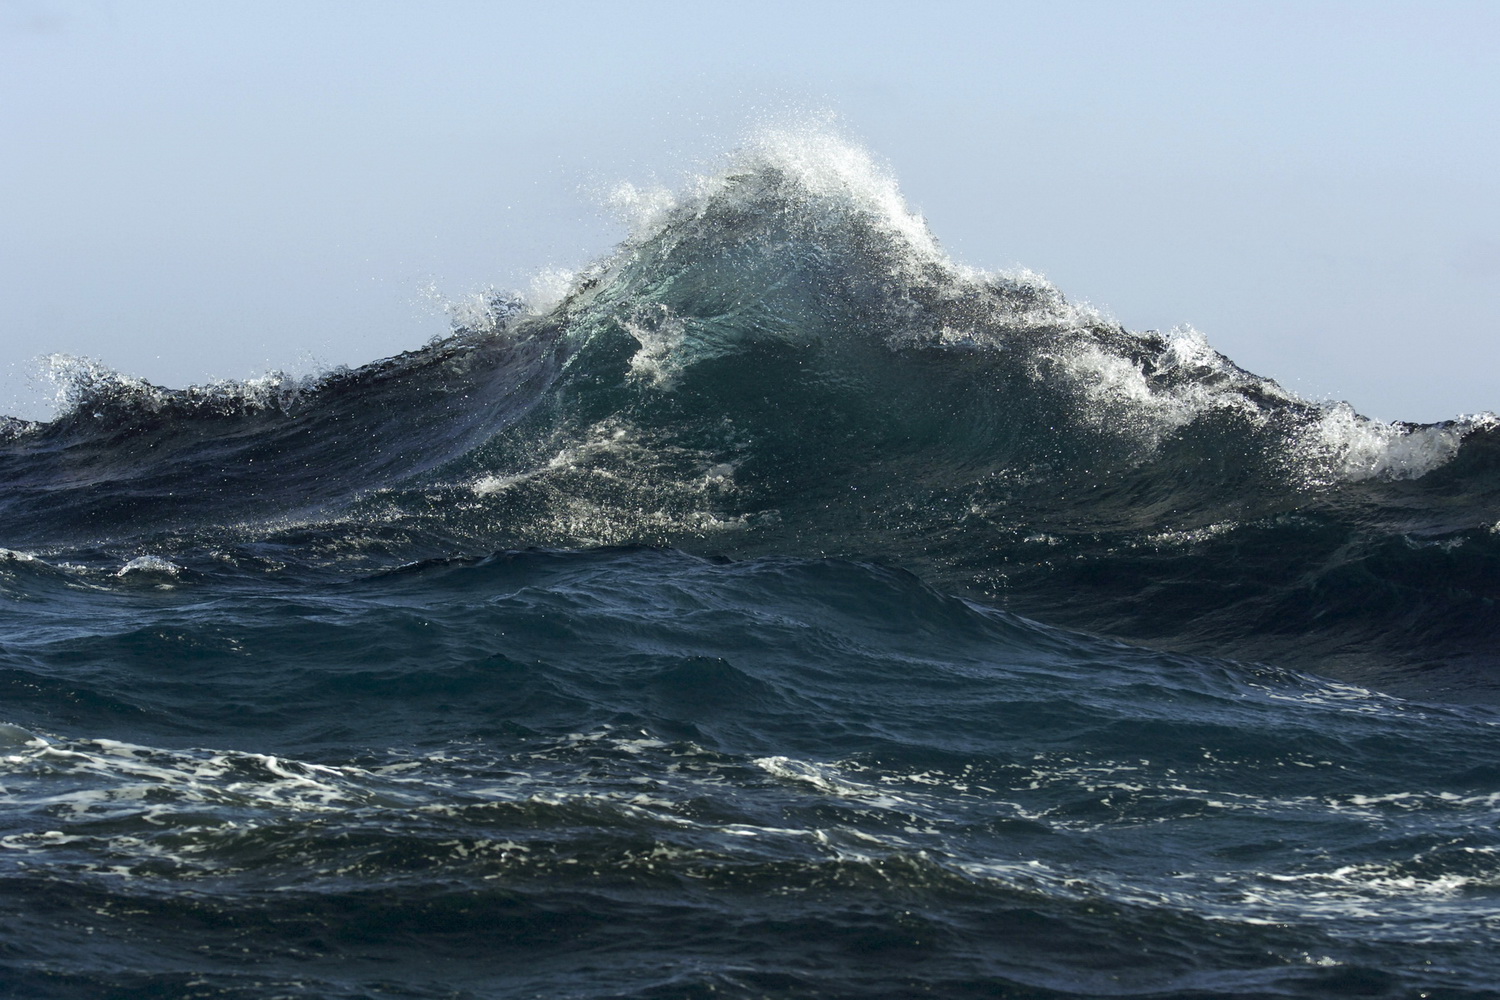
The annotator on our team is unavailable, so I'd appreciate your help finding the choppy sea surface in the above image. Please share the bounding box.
[2,133,1498,999]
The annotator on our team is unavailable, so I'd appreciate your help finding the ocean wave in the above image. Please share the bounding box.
[0,130,1496,692]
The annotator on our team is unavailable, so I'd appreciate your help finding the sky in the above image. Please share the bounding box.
[2,0,1497,423]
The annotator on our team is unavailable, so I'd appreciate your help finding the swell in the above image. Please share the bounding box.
[1,131,1497,694]
[0,315,566,544]
[2,550,1499,998]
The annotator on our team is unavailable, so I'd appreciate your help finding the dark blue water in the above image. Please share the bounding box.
[2,135,1498,999]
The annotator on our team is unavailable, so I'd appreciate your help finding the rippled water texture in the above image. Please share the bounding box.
[1,132,1497,998]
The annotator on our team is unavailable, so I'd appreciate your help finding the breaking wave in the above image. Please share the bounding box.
[2,129,1497,695]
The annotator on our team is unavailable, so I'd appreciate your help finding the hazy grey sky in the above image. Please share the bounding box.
[3,0,1497,422]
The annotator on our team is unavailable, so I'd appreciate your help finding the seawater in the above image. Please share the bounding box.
[1,132,1498,999]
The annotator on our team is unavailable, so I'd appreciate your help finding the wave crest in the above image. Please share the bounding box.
[2,129,1497,691]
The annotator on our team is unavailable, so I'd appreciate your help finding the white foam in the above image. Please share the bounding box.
[116,555,183,578]
[525,267,579,314]
[43,354,162,416]
[621,303,689,387]
[419,282,520,336]
[739,126,941,267]
[753,755,916,811]
[606,180,679,237]
[1293,406,1496,483]
[467,416,745,544]
[1034,328,1253,452]
[606,125,949,288]
[42,353,321,420]
[472,472,527,497]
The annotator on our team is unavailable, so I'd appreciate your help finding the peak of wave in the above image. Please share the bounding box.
[516,129,1492,497]
[608,128,947,271]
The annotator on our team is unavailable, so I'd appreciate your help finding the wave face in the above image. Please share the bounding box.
[4,133,1496,696]
[2,132,1499,998]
